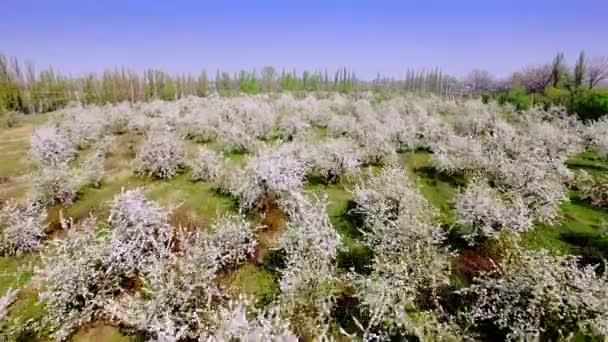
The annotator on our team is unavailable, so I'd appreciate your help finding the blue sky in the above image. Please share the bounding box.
[1,0,607,79]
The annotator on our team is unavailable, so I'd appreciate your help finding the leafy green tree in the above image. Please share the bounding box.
[197,71,209,97]
[238,70,258,94]
[160,76,177,101]
[551,52,566,87]
[499,86,531,110]
[574,51,586,89]
[570,88,608,120]
[260,66,278,92]
[216,71,232,96]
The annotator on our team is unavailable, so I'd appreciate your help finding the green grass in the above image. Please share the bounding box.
[566,150,608,173]
[521,151,608,258]
[0,116,48,201]
[67,175,143,221]
[399,151,462,224]
[221,262,278,306]
[145,172,237,227]
[0,254,38,295]
[523,198,608,258]
[1,285,48,341]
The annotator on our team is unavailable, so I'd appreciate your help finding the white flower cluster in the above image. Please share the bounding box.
[464,250,608,340]
[0,288,20,322]
[37,219,109,341]
[55,105,106,148]
[209,213,258,268]
[0,201,47,255]
[277,113,311,141]
[302,137,361,183]
[455,178,532,244]
[237,144,307,210]
[211,297,296,341]
[77,136,112,187]
[350,167,453,338]
[38,189,177,340]
[276,192,341,336]
[583,116,608,159]
[578,172,608,208]
[29,125,76,168]
[134,128,185,179]
[190,147,224,183]
[106,188,174,276]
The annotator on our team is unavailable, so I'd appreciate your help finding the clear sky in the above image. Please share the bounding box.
[1,0,607,79]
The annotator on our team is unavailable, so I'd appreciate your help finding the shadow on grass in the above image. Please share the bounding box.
[560,231,608,260]
[414,166,467,188]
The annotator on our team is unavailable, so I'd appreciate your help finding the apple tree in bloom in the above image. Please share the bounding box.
[134,128,185,179]
[0,201,47,256]
[463,250,608,340]
[237,144,307,211]
[455,178,533,244]
[350,166,455,339]
[276,192,341,337]
[29,125,76,168]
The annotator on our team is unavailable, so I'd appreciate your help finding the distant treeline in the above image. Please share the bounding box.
[0,53,457,113]
[468,52,608,120]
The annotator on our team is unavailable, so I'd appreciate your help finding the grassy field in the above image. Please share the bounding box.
[1,114,608,340]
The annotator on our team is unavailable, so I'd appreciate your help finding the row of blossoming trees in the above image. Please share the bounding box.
[1,92,608,340]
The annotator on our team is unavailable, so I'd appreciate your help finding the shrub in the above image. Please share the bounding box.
[30,163,78,205]
[578,174,608,208]
[499,87,531,110]
[209,214,257,268]
[190,147,224,183]
[37,219,109,341]
[134,128,185,179]
[349,166,454,338]
[277,193,341,336]
[106,188,174,276]
[538,86,571,108]
[3,110,23,128]
[570,88,608,121]
[212,298,296,340]
[29,125,76,168]
[77,136,112,187]
[238,145,307,210]
[302,138,361,183]
[455,179,532,244]
[464,250,608,340]
[0,201,47,255]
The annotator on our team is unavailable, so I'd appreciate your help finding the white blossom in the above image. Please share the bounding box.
[464,250,608,340]
[29,125,76,168]
[134,128,185,179]
[0,201,47,255]
[455,179,533,243]
[107,188,174,277]
[0,288,20,322]
[190,147,224,183]
[208,214,257,268]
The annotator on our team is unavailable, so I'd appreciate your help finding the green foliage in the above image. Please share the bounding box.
[197,71,209,97]
[551,52,566,88]
[570,88,608,120]
[498,86,531,110]
[538,86,571,108]
[280,71,298,91]
[160,77,177,101]
[238,71,258,94]
[216,71,233,96]
[574,51,586,89]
